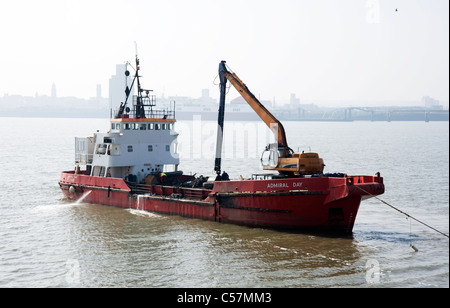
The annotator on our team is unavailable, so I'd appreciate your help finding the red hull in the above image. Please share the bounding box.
[59,172,384,233]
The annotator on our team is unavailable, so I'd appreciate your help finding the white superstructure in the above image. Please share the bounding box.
[75,56,180,184]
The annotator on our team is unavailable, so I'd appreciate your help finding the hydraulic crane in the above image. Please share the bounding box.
[215,61,325,177]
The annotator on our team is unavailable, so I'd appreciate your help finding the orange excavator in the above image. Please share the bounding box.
[215,61,325,177]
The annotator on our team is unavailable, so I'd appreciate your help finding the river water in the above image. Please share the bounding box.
[0,117,448,288]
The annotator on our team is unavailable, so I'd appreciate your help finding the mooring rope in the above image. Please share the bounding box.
[355,185,449,239]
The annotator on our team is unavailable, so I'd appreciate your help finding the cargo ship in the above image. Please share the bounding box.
[59,56,384,233]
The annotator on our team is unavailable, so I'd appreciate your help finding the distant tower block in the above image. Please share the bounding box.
[290,93,300,108]
[51,83,57,98]
[109,64,127,105]
[202,88,210,99]
[97,84,102,98]
[109,64,127,118]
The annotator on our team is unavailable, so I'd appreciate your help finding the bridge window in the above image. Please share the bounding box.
[111,123,120,130]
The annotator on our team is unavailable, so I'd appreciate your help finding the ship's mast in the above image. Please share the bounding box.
[116,50,148,119]
[134,55,146,119]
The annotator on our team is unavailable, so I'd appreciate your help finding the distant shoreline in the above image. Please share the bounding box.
[1,113,448,122]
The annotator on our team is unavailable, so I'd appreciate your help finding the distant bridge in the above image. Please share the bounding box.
[275,106,449,122]
[344,107,449,122]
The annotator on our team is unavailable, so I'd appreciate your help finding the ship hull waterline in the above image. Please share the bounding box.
[59,171,384,234]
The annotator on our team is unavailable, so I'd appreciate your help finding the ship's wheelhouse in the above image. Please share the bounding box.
[73,55,180,184]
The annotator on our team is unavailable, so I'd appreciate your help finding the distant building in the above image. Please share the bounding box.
[199,88,216,105]
[290,93,300,109]
[201,89,209,100]
[51,83,57,98]
[422,96,443,110]
[96,84,102,99]
[109,64,127,117]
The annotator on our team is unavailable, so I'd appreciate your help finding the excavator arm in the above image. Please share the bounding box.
[215,61,324,177]
[218,61,289,152]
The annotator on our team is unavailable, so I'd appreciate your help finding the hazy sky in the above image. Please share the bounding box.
[0,0,448,106]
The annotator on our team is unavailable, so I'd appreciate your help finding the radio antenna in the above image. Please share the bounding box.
[135,41,138,58]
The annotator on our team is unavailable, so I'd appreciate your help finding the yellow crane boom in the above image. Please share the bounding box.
[220,65,289,151]
[216,61,324,176]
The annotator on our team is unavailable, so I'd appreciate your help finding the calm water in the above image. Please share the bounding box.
[0,117,448,288]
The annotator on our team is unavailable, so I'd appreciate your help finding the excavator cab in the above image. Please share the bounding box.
[261,144,325,175]
[261,143,282,168]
